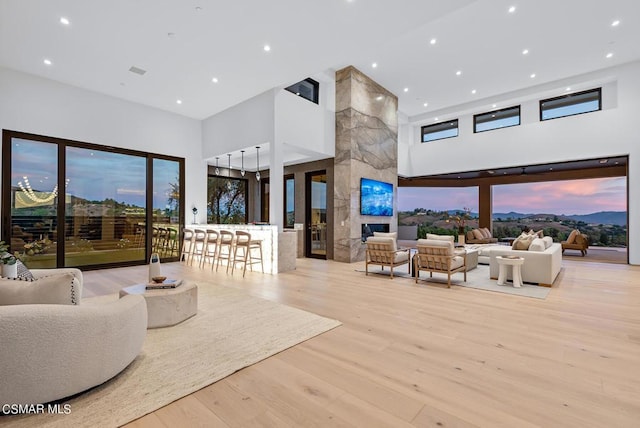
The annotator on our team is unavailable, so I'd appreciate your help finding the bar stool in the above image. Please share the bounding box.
[190,229,207,266]
[216,230,235,272]
[180,228,195,263]
[166,227,179,257]
[231,231,264,277]
[201,229,219,269]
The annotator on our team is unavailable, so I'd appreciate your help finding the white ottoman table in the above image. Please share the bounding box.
[119,282,198,328]
[496,256,525,288]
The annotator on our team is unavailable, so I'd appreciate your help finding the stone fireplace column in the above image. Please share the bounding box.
[333,66,398,263]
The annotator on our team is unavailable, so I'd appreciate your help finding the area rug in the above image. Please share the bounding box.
[1,284,341,428]
[359,264,551,299]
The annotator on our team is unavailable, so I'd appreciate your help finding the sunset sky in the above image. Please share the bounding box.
[398,177,626,215]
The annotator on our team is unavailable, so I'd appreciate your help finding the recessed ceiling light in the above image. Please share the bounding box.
[488,170,495,174]
[403,87,409,92]
[212,77,219,83]
[263,44,271,52]
[456,70,462,76]
[434,117,438,121]
[566,87,571,91]
[430,38,437,45]
[530,73,536,78]
[376,95,383,101]
[508,6,516,13]
[372,62,377,68]
[43,59,52,65]
[549,167,553,171]
[611,20,620,27]
[471,89,477,94]
[176,99,182,105]
[599,159,609,164]
[522,49,529,55]
[423,102,428,107]
[59,17,70,25]
[492,104,497,108]
[606,52,613,59]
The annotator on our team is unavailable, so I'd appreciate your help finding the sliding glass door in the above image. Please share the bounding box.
[2,130,184,270]
[65,146,147,267]
[7,139,59,268]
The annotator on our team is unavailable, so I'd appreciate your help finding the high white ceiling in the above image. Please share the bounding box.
[1,0,639,122]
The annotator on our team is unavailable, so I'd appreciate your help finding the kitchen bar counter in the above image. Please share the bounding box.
[186,224,296,274]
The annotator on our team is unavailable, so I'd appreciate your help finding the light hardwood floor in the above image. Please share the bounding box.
[80,257,640,427]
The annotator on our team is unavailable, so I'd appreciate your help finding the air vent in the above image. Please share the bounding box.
[129,66,147,76]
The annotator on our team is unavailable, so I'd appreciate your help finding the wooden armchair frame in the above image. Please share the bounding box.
[365,237,410,279]
[415,242,467,288]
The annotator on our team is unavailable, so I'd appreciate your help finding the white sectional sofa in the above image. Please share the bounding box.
[488,242,562,287]
[0,268,148,405]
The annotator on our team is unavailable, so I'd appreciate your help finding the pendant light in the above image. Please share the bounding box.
[227,154,232,189]
[214,157,220,176]
[255,146,261,181]
[240,150,246,176]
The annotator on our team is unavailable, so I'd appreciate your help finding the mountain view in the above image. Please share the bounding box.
[399,209,627,247]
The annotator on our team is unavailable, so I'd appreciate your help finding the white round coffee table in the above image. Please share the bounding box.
[119,281,198,328]
[496,256,524,288]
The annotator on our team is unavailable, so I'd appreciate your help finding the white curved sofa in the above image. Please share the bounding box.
[0,269,147,405]
[489,243,562,287]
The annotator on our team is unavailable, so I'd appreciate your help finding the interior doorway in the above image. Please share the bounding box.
[305,170,327,259]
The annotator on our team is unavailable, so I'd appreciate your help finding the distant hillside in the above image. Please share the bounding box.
[492,211,626,226]
[564,211,626,226]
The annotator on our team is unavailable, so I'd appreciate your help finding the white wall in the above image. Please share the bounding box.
[201,89,275,160]
[0,67,207,225]
[401,61,640,264]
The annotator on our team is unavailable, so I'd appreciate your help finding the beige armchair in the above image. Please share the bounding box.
[415,239,467,287]
[365,236,410,279]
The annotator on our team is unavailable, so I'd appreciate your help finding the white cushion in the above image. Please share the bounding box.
[417,239,454,256]
[450,256,465,270]
[373,231,397,240]
[529,238,546,252]
[366,236,397,252]
[0,273,77,305]
[426,233,454,242]
[542,236,553,249]
[394,251,409,263]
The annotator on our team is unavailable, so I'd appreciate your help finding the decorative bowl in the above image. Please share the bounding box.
[151,276,167,284]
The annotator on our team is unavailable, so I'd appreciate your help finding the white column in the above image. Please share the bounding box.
[269,140,284,230]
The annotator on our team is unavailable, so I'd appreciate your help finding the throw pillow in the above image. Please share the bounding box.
[529,238,546,252]
[472,229,484,240]
[0,273,77,306]
[480,228,492,239]
[512,234,534,250]
[373,231,397,240]
[566,229,579,244]
[542,236,553,249]
[16,260,35,281]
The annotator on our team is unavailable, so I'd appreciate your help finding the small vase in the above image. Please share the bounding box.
[2,263,18,278]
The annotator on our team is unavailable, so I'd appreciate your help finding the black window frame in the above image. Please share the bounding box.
[540,88,602,121]
[474,105,521,133]
[284,78,320,104]
[421,119,459,143]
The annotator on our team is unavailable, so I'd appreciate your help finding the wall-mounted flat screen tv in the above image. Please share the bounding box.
[360,178,393,216]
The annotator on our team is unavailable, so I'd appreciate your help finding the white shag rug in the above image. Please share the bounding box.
[1,284,341,428]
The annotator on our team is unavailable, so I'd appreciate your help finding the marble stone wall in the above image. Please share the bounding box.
[334,66,398,263]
